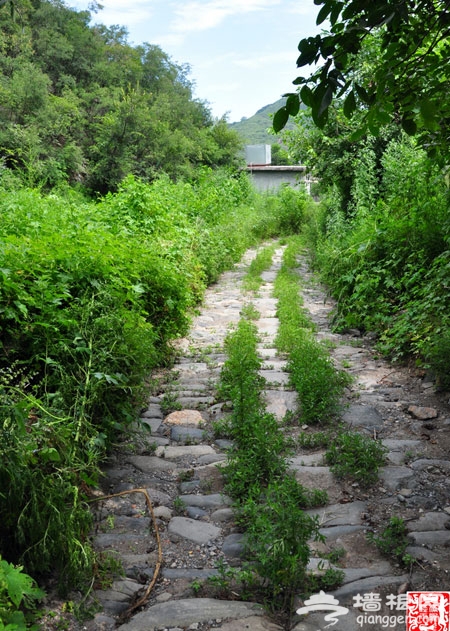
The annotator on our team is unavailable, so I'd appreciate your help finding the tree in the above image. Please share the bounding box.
[274,0,450,159]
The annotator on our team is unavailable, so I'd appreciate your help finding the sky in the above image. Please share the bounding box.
[68,0,322,123]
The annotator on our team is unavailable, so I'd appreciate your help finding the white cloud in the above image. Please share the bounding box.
[96,0,154,26]
[171,0,281,34]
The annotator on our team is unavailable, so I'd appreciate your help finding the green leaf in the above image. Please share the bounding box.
[300,85,313,106]
[354,83,370,104]
[401,115,417,136]
[343,90,356,118]
[318,84,334,117]
[316,3,332,25]
[419,99,436,125]
[273,107,289,132]
[286,94,300,117]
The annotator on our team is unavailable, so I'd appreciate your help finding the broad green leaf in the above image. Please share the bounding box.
[317,3,332,25]
[419,99,436,125]
[343,90,356,118]
[401,115,417,136]
[300,85,313,106]
[286,94,300,117]
[273,107,289,132]
[317,84,334,117]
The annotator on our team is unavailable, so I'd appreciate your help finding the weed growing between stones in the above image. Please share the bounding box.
[274,237,351,424]
[242,243,277,293]
[216,316,331,625]
[325,430,388,486]
[367,516,415,567]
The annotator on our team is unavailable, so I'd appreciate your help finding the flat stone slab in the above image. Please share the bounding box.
[117,598,264,630]
[307,501,367,527]
[264,390,297,419]
[179,493,231,508]
[259,369,290,385]
[409,530,450,547]
[410,458,450,472]
[290,453,325,467]
[164,409,206,426]
[407,511,450,532]
[155,445,215,459]
[292,466,342,503]
[342,404,383,431]
[170,426,205,443]
[219,616,283,631]
[380,466,414,490]
[168,516,220,544]
[334,573,409,601]
[126,455,175,472]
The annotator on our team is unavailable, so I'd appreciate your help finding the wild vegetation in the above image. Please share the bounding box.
[0,167,303,609]
[0,0,242,193]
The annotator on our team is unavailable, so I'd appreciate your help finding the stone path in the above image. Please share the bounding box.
[87,244,450,631]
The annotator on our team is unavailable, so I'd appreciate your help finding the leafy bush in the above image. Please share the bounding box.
[367,517,414,566]
[325,431,387,486]
[0,171,298,590]
[0,556,44,630]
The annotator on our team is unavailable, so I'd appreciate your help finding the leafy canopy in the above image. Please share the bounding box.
[274,0,450,158]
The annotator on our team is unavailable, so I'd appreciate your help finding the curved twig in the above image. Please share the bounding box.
[90,487,163,619]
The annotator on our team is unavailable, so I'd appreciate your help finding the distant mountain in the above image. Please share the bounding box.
[228,98,296,145]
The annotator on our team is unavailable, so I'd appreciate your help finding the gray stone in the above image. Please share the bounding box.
[117,598,264,631]
[162,568,218,580]
[319,525,364,540]
[223,532,246,559]
[307,501,367,527]
[197,453,227,465]
[179,480,200,493]
[126,455,175,472]
[211,507,234,522]
[410,458,450,472]
[215,439,234,450]
[171,426,205,444]
[409,530,450,547]
[406,546,443,562]
[168,516,220,544]
[138,417,163,433]
[218,616,283,631]
[155,445,215,459]
[264,390,298,420]
[342,404,383,430]
[407,511,450,532]
[340,562,392,584]
[153,506,172,521]
[290,452,325,467]
[259,369,290,385]
[179,493,231,509]
[141,404,163,419]
[380,466,414,490]
[186,506,207,519]
[333,574,409,601]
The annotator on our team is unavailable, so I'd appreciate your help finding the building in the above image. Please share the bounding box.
[244,144,312,194]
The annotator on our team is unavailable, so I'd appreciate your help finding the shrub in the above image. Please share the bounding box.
[325,431,387,486]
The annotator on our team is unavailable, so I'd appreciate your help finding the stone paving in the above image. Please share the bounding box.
[87,244,450,631]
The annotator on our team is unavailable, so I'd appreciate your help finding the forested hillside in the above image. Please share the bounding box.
[0,0,242,193]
